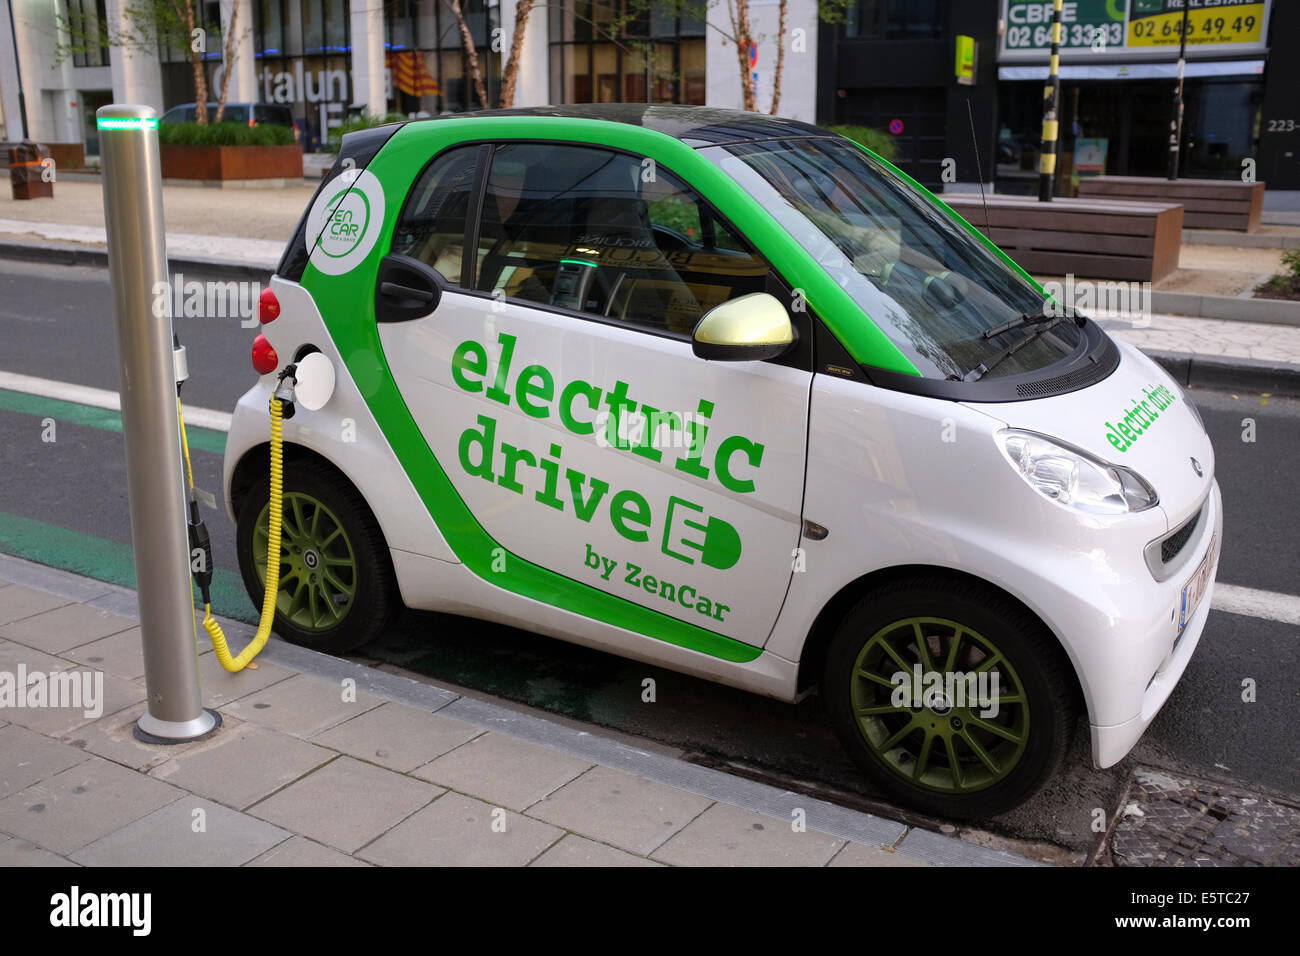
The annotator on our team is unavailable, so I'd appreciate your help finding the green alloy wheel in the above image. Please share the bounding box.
[236,462,399,653]
[255,492,357,632]
[825,577,1075,819]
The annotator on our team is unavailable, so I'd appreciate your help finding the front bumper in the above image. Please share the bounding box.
[1089,478,1223,768]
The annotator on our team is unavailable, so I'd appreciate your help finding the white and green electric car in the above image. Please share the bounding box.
[223,105,1221,818]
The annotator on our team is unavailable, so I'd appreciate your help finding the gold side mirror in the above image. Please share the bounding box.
[691,292,796,362]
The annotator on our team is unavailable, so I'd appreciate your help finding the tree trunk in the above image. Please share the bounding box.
[770,0,787,115]
[214,0,240,123]
[447,0,489,110]
[728,0,756,113]
[499,0,537,108]
[178,1,210,124]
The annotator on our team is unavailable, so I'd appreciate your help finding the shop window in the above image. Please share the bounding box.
[846,0,942,40]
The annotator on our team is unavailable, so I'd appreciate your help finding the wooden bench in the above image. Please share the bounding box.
[941,194,1184,282]
[1077,176,1264,232]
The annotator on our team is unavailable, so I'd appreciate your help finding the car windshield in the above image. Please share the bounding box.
[705,137,1082,381]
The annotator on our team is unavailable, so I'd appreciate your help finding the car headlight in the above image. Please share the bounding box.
[997,429,1158,515]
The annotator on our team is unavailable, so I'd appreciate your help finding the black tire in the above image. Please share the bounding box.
[823,576,1077,819]
[235,460,398,654]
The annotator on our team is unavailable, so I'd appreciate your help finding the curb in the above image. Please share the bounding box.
[1144,348,1300,397]
[0,550,1045,868]
[1150,290,1300,327]
[46,170,323,187]
[1182,229,1300,251]
[0,237,274,281]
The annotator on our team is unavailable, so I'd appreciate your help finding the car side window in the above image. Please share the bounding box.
[391,146,481,285]
[473,142,769,338]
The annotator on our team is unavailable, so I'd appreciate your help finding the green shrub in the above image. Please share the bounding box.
[158,121,295,147]
[1281,247,1300,278]
[828,125,899,163]
[323,113,407,153]
[1255,249,1300,300]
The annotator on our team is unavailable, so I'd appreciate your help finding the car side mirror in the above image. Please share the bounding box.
[691,292,796,362]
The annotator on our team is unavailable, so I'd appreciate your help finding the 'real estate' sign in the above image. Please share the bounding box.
[1128,0,1267,49]
[999,0,1273,60]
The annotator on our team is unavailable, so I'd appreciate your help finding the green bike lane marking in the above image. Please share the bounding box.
[0,387,227,456]
[0,386,243,614]
[0,513,255,624]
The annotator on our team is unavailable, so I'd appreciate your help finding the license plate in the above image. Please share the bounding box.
[1179,533,1217,632]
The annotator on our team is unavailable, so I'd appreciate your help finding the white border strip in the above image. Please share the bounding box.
[0,370,232,432]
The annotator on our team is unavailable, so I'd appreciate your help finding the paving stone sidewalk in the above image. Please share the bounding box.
[0,554,1040,868]
[1100,312,1300,366]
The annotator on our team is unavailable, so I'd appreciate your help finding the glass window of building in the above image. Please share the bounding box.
[385,0,502,115]
[68,0,111,67]
[549,1,707,105]
[845,0,942,39]
[246,0,352,149]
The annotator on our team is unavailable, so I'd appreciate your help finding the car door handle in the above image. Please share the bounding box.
[380,281,435,303]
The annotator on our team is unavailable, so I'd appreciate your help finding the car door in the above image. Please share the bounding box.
[375,140,812,648]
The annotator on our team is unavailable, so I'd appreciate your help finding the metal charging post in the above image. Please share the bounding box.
[97,104,219,742]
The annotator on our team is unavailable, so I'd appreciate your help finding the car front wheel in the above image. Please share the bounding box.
[824,576,1077,819]
[236,462,398,654]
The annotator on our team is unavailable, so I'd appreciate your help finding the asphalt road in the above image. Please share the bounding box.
[1,256,1296,853]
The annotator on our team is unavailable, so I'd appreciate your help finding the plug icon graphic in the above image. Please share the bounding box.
[662,496,742,570]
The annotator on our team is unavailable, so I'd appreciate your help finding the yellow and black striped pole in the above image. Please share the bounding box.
[1167,0,1191,180]
[1038,0,1063,202]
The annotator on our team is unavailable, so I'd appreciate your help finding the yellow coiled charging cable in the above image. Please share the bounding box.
[178,396,284,672]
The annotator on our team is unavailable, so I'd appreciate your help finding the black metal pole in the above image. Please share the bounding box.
[5,0,29,139]
[1038,0,1063,201]
[1167,0,1191,180]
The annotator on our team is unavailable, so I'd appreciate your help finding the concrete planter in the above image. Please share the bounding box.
[160,144,303,187]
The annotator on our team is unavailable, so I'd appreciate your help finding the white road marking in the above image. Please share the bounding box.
[1211,583,1300,628]
[2,373,1299,629]
[0,370,232,432]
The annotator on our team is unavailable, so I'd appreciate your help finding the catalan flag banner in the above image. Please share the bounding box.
[387,51,440,97]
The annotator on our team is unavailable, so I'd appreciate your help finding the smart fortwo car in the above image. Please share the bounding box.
[223,105,1221,818]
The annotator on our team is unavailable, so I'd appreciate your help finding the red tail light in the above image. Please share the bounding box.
[252,334,279,375]
[259,287,280,323]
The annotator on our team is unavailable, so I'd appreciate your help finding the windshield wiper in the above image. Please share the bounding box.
[982,305,1054,340]
[962,315,1070,383]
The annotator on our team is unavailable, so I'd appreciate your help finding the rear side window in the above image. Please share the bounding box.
[391,146,482,284]
[224,105,249,123]
[473,142,769,338]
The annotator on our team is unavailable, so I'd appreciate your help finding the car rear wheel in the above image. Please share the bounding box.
[824,576,1076,819]
[236,462,398,654]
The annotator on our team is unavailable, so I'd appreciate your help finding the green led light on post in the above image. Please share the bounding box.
[97,116,159,131]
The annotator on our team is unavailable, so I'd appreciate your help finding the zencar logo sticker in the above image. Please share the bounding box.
[306,168,386,276]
